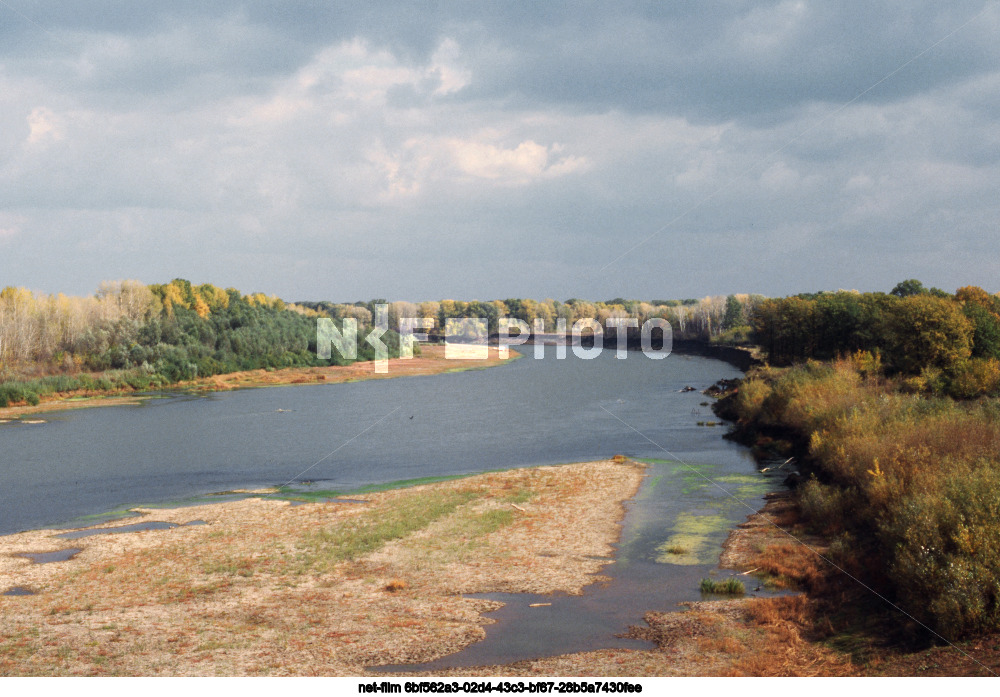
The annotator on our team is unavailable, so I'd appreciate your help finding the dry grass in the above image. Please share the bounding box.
[8,451,994,677]
[0,459,643,676]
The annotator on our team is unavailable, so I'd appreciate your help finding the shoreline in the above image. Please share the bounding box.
[3,454,980,675]
[0,344,512,420]
[0,459,646,676]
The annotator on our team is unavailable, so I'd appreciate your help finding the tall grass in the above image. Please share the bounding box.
[726,359,1000,638]
[700,577,746,595]
[0,368,169,407]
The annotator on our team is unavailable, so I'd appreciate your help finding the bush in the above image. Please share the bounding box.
[947,358,1000,400]
[881,465,1000,638]
[728,360,1000,637]
[798,478,851,536]
[0,383,40,407]
[734,378,771,423]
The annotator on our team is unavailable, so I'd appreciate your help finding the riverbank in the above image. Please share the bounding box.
[4,457,991,676]
[404,491,999,677]
[0,345,511,420]
[0,459,644,676]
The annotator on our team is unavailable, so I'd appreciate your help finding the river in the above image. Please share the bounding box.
[1,348,780,665]
[1,348,753,536]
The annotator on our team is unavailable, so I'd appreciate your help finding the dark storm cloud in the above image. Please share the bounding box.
[4,2,995,116]
[1,1,999,300]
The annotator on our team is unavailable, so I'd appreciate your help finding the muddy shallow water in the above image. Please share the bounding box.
[377,458,785,671]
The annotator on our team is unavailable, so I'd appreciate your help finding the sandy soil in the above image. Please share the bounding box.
[0,459,644,676]
[0,345,511,420]
[3,454,995,676]
[394,491,1000,678]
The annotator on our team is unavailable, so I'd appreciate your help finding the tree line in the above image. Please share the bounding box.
[748,280,1000,398]
[0,279,400,405]
[298,294,761,341]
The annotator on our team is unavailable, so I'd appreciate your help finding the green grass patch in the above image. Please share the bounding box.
[700,577,746,595]
[202,557,257,577]
[502,487,535,505]
[268,486,346,503]
[656,512,729,565]
[351,474,472,494]
[296,488,479,571]
[468,508,515,536]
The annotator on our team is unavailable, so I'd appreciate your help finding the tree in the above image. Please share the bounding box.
[722,295,745,330]
[884,295,973,374]
[750,296,819,364]
[956,287,1000,359]
[890,279,927,297]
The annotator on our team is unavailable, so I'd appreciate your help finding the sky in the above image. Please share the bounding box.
[1,1,998,303]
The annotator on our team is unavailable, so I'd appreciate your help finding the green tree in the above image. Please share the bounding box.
[722,295,744,330]
[890,279,927,297]
[884,295,973,374]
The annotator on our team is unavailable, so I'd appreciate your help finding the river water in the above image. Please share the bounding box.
[1,348,753,535]
[1,348,778,665]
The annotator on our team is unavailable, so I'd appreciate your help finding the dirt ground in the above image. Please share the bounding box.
[2,458,997,676]
[388,491,1000,678]
[0,459,644,676]
[0,344,511,420]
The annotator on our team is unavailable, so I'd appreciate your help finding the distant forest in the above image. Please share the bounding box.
[0,282,757,379]
[0,279,402,406]
[750,279,1000,399]
[3,277,998,404]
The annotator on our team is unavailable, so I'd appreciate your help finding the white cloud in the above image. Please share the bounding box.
[1,4,999,299]
[429,39,472,96]
[26,107,62,144]
[759,160,801,191]
[733,0,808,54]
[368,136,589,199]
[446,138,587,181]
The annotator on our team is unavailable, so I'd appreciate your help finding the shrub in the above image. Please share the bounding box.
[729,360,1000,637]
[734,378,771,423]
[947,358,1000,399]
[700,577,746,595]
[0,383,40,407]
[798,478,850,536]
[881,465,1000,638]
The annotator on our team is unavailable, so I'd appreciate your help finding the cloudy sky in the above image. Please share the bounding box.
[1,2,998,302]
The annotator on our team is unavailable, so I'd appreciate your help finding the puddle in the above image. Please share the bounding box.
[55,521,179,539]
[55,519,210,539]
[374,459,784,673]
[3,587,36,596]
[16,548,81,564]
